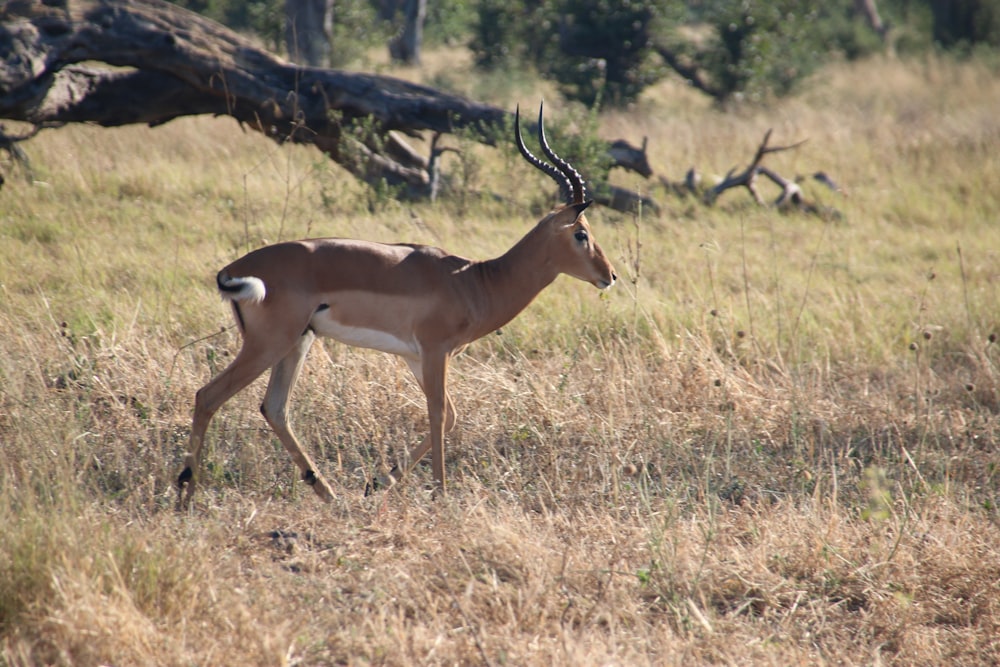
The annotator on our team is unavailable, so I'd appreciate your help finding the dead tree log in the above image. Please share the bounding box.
[704,129,807,206]
[703,130,840,216]
[0,0,654,209]
[607,138,652,178]
[656,130,841,218]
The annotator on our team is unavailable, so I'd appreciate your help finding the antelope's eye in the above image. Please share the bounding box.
[574,229,589,243]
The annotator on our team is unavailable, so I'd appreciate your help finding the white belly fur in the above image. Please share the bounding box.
[309,308,419,358]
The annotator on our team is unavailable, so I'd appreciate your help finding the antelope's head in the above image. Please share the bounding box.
[516,104,617,290]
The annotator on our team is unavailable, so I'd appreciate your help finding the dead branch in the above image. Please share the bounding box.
[657,167,703,199]
[704,129,807,205]
[652,130,842,218]
[756,167,802,208]
[608,138,652,178]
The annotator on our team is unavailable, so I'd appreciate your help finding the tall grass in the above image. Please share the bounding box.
[1,53,999,665]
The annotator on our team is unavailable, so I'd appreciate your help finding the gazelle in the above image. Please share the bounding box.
[177,104,616,509]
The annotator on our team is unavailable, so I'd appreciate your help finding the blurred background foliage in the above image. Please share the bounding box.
[172,0,1000,107]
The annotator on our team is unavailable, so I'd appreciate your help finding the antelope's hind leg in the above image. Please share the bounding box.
[178,311,315,510]
[260,330,335,502]
[178,339,290,510]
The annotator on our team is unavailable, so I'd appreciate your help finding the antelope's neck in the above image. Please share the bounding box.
[466,225,560,338]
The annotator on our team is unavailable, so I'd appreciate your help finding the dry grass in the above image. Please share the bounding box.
[1,53,999,665]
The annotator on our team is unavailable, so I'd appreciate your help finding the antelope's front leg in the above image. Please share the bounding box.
[367,355,456,495]
[177,452,196,511]
[420,352,450,492]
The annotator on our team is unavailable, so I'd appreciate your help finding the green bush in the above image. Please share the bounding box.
[423,0,477,47]
[173,0,283,49]
[546,0,668,106]
[469,0,556,70]
[698,2,838,103]
[471,0,668,107]
[469,0,888,108]
[172,0,385,66]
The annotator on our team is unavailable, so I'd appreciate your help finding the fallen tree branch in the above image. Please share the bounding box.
[655,130,842,218]
[704,129,807,205]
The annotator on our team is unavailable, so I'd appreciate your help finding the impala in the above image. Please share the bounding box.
[176,104,616,509]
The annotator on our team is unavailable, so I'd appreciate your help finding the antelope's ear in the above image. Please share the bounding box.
[558,200,592,228]
[569,200,592,220]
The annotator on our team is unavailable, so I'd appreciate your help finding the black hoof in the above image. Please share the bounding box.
[302,469,318,486]
[364,466,400,497]
[177,466,192,488]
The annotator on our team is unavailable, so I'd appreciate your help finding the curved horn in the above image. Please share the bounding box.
[536,102,587,204]
[515,104,573,205]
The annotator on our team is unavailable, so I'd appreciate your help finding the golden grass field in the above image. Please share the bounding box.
[1,52,999,665]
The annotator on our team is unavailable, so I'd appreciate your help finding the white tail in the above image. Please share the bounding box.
[217,273,266,304]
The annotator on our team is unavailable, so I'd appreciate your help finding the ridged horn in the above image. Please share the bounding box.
[514,104,574,205]
[536,102,586,204]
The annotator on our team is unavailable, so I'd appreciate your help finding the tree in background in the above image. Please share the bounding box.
[550,0,669,107]
[470,0,891,107]
[285,0,333,66]
[652,1,888,105]
[855,0,889,40]
[173,0,286,51]
[471,0,671,107]
[172,0,998,107]
[173,0,385,67]
[468,0,562,73]
[378,0,429,64]
[928,0,1000,50]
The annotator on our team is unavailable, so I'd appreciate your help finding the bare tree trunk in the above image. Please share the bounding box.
[285,0,333,66]
[388,0,426,65]
[854,0,888,40]
[375,0,400,22]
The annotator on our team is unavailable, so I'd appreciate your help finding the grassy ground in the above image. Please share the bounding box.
[1,53,999,665]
